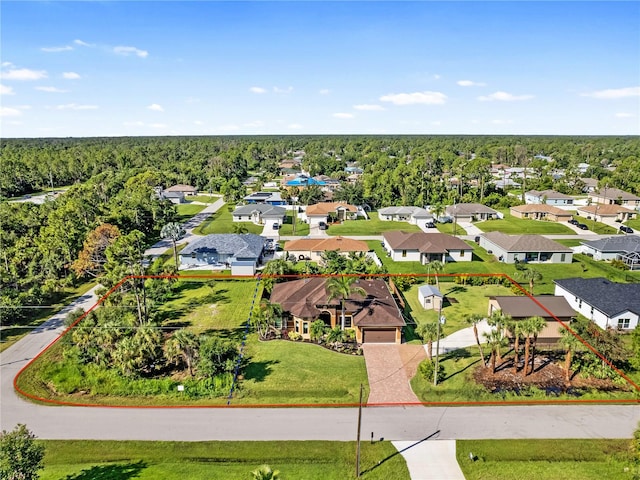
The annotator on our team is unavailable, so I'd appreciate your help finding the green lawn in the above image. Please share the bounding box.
[279,211,310,236]
[39,440,409,480]
[328,212,422,235]
[476,210,575,234]
[188,195,220,203]
[457,439,633,480]
[175,203,206,222]
[193,204,263,235]
[624,217,640,231]
[366,241,429,274]
[573,216,617,234]
[0,280,96,353]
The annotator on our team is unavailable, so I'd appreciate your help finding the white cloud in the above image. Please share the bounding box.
[492,119,514,125]
[0,107,22,117]
[147,103,164,112]
[113,46,148,58]
[433,74,441,80]
[319,89,330,95]
[478,91,534,102]
[2,62,14,68]
[0,84,15,95]
[74,39,94,47]
[193,120,204,125]
[219,124,240,131]
[288,123,303,130]
[379,91,447,105]
[273,86,293,94]
[581,86,640,99]
[615,112,635,118]
[123,121,145,127]
[55,103,98,110]
[1,68,48,81]
[36,86,68,93]
[457,80,487,87]
[249,86,267,94]
[333,112,354,119]
[353,104,385,111]
[62,72,81,80]
[149,123,167,129]
[41,45,73,53]
[431,121,442,126]
[243,120,264,127]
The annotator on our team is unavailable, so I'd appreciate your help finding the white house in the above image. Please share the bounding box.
[579,235,640,270]
[378,206,434,230]
[445,203,500,222]
[179,234,266,275]
[524,189,574,206]
[479,232,573,264]
[232,204,286,226]
[589,187,640,208]
[382,231,473,264]
[417,284,443,311]
[554,277,640,331]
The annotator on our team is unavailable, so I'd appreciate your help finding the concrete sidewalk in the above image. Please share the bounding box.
[436,319,491,354]
[392,440,465,480]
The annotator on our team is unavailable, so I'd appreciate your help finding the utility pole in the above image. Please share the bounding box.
[355,383,363,478]
[434,303,444,386]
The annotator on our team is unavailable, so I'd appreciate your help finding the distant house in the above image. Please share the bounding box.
[165,184,197,196]
[378,206,434,230]
[579,235,640,270]
[479,232,573,264]
[243,191,288,206]
[418,284,443,311]
[576,204,637,223]
[382,231,473,264]
[232,204,286,225]
[304,202,359,226]
[315,175,341,192]
[179,234,265,275]
[580,178,599,193]
[554,277,640,331]
[488,295,576,344]
[283,174,326,189]
[510,204,573,222]
[524,189,574,206]
[161,190,185,204]
[270,277,405,343]
[284,236,369,263]
[589,188,640,208]
[445,203,499,222]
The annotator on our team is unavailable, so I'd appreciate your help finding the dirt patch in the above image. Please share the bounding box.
[473,356,628,394]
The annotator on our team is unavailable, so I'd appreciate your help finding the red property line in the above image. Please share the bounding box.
[12,272,640,408]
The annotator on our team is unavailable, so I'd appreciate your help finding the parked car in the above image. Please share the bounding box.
[318,221,328,230]
[568,218,579,225]
[272,223,280,230]
[576,223,588,230]
[425,222,436,228]
[620,225,634,234]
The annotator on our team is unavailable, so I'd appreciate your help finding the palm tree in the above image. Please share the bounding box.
[164,329,199,376]
[416,321,440,360]
[261,258,293,293]
[232,223,249,234]
[521,316,546,376]
[430,203,445,222]
[506,319,524,374]
[528,316,547,375]
[325,275,366,330]
[465,313,486,367]
[160,222,186,268]
[518,267,543,295]
[487,310,511,363]
[483,329,507,374]
[252,465,280,480]
[429,260,445,289]
[559,329,580,384]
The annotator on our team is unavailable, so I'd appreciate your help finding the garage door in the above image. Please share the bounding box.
[363,329,396,343]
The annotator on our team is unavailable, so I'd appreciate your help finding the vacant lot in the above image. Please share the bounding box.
[175,203,206,222]
[476,210,575,234]
[193,205,263,235]
[328,212,422,235]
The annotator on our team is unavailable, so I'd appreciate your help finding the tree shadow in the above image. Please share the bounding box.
[203,327,247,342]
[243,360,279,382]
[443,357,480,381]
[360,431,440,476]
[63,460,147,480]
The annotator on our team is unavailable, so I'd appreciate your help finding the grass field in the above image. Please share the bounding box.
[175,203,206,221]
[188,195,220,203]
[39,440,409,480]
[193,204,263,235]
[0,281,96,353]
[279,211,310,236]
[457,439,634,480]
[328,212,422,235]
[574,216,617,234]
[476,210,575,234]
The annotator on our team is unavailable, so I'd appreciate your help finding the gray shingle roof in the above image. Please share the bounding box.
[383,231,472,253]
[581,235,640,253]
[378,206,432,218]
[418,285,443,298]
[526,189,573,200]
[490,296,576,319]
[233,204,286,217]
[554,277,640,317]
[482,232,572,253]
[180,234,265,258]
[446,203,498,216]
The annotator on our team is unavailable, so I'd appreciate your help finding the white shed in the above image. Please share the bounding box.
[418,284,443,311]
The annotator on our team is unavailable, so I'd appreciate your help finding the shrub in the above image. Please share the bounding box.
[287,331,302,341]
[418,358,446,384]
[610,259,630,271]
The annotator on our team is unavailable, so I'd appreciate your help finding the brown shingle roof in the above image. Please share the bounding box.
[490,296,576,319]
[306,202,358,215]
[446,203,498,216]
[526,189,573,200]
[383,231,471,253]
[591,187,640,201]
[284,236,368,252]
[270,277,405,327]
[481,232,572,252]
[578,204,635,216]
[165,184,197,193]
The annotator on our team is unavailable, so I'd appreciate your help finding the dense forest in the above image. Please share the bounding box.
[1,135,639,326]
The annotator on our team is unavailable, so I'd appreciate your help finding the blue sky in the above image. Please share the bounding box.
[1,1,639,137]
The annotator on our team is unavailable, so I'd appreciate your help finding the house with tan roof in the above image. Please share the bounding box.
[382,231,473,263]
[378,206,434,230]
[524,189,574,206]
[304,202,359,226]
[165,184,198,195]
[479,232,572,264]
[270,277,405,343]
[284,237,369,263]
[588,187,640,208]
[488,296,576,344]
[576,204,637,223]
[445,203,499,222]
[510,204,573,222]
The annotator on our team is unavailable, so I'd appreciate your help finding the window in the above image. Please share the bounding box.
[590,307,594,316]
[618,318,630,329]
[295,320,300,333]
[578,300,582,308]
[303,322,309,334]
[560,253,566,262]
[344,315,352,328]
[425,298,431,304]
[460,250,465,257]
[402,250,407,258]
